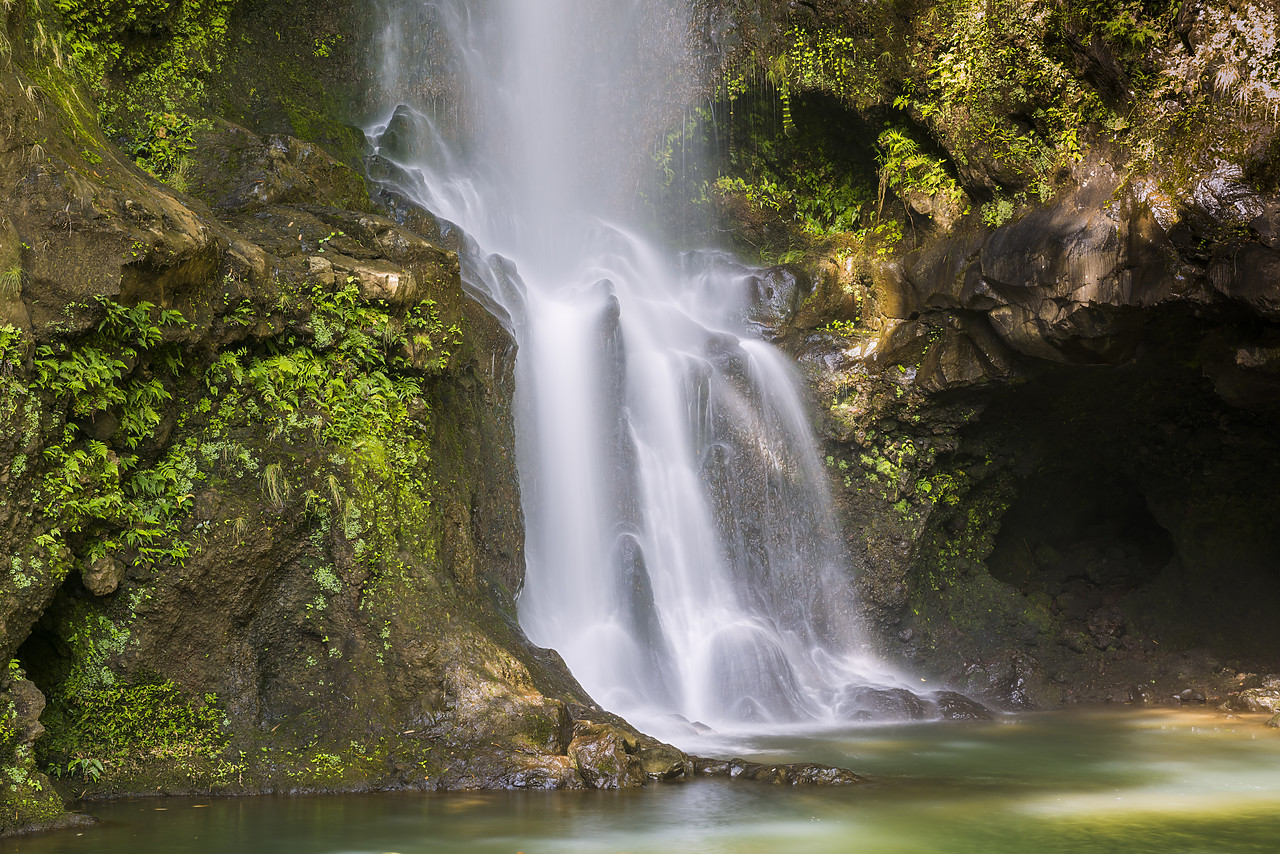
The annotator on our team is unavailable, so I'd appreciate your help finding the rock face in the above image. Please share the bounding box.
[787,147,1280,705]
[714,0,1280,710]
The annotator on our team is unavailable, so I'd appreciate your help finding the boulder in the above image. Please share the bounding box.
[81,554,126,597]
[932,691,994,720]
[1231,687,1280,714]
[835,685,930,721]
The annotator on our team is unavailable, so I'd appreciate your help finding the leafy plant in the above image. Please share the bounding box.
[32,298,192,566]
[125,111,200,183]
[65,756,104,782]
[40,681,227,777]
[262,462,291,508]
[876,126,966,214]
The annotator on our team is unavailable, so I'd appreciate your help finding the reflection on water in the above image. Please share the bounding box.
[8,710,1280,853]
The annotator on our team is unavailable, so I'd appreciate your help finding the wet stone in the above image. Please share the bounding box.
[692,757,862,785]
[835,686,931,721]
[1229,687,1280,714]
[932,691,994,720]
[81,554,126,597]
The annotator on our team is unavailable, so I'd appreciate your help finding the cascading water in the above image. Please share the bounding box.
[366,0,902,732]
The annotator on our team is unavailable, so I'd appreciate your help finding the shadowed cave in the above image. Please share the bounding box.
[964,308,1280,664]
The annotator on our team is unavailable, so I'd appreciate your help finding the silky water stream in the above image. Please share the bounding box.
[365,0,897,731]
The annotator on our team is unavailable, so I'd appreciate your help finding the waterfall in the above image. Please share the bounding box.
[365,0,897,732]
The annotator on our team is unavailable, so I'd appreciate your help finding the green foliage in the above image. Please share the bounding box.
[0,324,24,365]
[124,110,201,183]
[775,24,898,111]
[1059,0,1172,54]
[33,297,192,566]
[661,79,879,258]
[50,0,237,175]
[822,319,861,337]
[64,757,103,781]
[0,267,22,298]
[200,279,462,518]
[893,1,1100,192]
[982,195,1017,228]
[53,0,236,108]
[40,680,228,777]
[713,175,788,214]
[876,126,967,211]
[262,461,290,508]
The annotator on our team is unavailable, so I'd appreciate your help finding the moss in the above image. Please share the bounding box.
[0,777,65,837]
[204,0,373,165]
[0,674,64,836]
[275,96,367,167]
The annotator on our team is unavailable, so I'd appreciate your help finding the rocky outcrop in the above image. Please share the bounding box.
[757,127,1280,713]
[712,0,1280,713]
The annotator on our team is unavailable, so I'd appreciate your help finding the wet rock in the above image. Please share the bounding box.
[1128,686,1155,706]
[961,652,1054,709]
[913,324,1017,393]
[1229,687,1280,714]
[567,722,646,789]
[320,254,418,305]
[86,411,120,442]
[905,223,988,310]
[964,159,1204,365]
[1175,688,1207,704]
[1267,714,1280,728]
[186,121,374,214]
[932,691,994,720]
[835,685,930,721]
[1103,686,1132,704]
[1209,244,1280,319]
[744,266,803,338]
[1087,606,1126,649]
[9,679,46,744]
[81,554,126,597]
[746,763,862,785]
[635,744,690,780]
[375,104,441,165]
[1058,630,1091,654]
[693,757,862,785]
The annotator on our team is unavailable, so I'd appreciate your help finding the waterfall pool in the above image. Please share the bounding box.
[11,709,1280,853]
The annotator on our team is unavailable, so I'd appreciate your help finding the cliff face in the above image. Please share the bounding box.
[700,0,1280,707]
[0,0,693,836]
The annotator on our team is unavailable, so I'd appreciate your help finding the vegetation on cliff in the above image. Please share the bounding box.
[664,0,1277,264]
[682,0,1280,709]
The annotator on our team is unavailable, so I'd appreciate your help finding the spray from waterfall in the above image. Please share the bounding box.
[366,0,909,734]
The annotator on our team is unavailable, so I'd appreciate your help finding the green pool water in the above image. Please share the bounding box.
[8,709,1280,853]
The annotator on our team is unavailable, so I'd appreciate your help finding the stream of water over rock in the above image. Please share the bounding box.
[363,0,902,731]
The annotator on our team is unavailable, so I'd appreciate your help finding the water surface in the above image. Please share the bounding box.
[10,710,1280,853]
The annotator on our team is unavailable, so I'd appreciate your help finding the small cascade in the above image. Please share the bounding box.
[366,0,925,733]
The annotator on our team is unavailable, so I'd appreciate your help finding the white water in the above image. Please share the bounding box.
[366,0,900,732]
